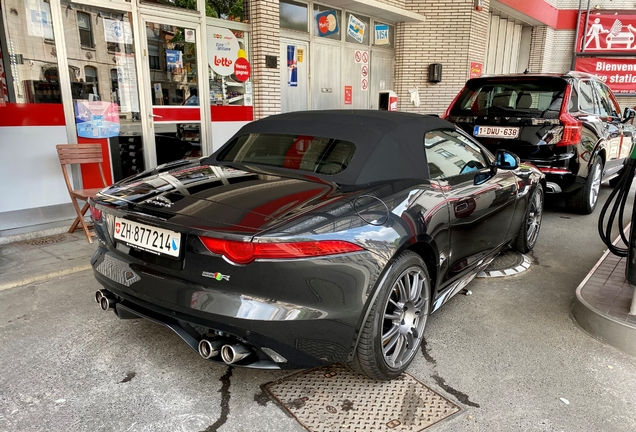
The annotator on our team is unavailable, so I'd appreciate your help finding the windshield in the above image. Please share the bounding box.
[450,79,566,119]
[217,134,356,175]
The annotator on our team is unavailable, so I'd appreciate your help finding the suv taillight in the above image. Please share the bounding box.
[443,87,466,119]
[556,84,582,147]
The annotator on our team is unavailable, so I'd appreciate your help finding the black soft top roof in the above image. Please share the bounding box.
[207,110,457,185]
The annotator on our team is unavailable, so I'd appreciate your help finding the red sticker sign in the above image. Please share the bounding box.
[354,51,361,63]
[344,86,352,105]
[361,65,369,78]
[361,78,368,91]
[362,51,369,64]
[234,57,251,82]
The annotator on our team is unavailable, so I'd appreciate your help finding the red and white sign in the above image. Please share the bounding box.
[344,86,352,105]
[361,64,369,78]
[575,57,636,95]
[234,57,251,82]
[577,12,636,53]
[361,78,369,92]
[354,50,362,63]
[208,27,240,76]
[0,44,7,105]
[469,61,483,79]
[362,51,369,64]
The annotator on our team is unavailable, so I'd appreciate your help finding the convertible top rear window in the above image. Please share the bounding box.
[450,79,566,119]
[217,133,356,175]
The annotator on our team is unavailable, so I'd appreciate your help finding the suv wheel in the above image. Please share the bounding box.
[514,184,544,253]
[567,156,602,214]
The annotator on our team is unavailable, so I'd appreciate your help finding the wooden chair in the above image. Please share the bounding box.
[56,144,109,243]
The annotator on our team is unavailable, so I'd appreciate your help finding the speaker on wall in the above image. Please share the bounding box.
[428,63,442,83]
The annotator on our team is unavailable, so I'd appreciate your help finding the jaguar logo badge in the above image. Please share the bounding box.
[202,272,230,281]
[144,196,173,208]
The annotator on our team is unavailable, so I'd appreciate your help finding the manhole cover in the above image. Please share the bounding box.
[477,250,530,278]
[265,364,460,432]
[14,234,70,250]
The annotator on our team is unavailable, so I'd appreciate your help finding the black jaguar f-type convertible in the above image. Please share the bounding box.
[89,110,544,380]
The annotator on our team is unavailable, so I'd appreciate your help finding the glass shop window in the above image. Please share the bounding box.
[280,0,308,33]
[0,0,60,103]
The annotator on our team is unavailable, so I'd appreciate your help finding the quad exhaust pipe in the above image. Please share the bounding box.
[198,337,252,364]
[221,343,251,364]
[95,290,116,311]
[198,338,225,359]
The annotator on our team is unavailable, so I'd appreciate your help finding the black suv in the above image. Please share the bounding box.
[444,72,636,214]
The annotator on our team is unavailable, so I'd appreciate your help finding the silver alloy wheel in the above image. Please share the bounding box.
[381,266,429,369]
[526,188,543,245]
[589,162,602,208]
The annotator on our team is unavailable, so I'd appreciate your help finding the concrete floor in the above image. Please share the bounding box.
[1,184,636,432]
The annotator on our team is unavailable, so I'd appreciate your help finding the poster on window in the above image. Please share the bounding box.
[166,50,183,73]
[115,53,139,113]
[75,101,121,139]
[375,24,389,46]
[25,0,53,39]
[207,27,240,76]
[347,14,366,43]
[103,19,133,44]
[287,45,298,87]
[316,10,339,37]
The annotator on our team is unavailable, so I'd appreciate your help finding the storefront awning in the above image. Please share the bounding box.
[321,0,426,23]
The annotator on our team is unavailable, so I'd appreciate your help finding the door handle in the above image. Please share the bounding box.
[150,114,162,119]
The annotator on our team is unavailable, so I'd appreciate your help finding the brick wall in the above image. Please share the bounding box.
[249,0,281,119]
[394,0,491,115]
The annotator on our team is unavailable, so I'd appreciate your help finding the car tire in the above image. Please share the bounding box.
[566,156,602,215]
[353,251,431,380]
[514,184,544,253]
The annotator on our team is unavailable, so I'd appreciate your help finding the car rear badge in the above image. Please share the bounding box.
[202,272,230,281]
[144,196,173,208]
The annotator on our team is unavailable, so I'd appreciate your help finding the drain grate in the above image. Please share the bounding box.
[14,234,70,250]
[477,250,530,278]
[265,364,460,432]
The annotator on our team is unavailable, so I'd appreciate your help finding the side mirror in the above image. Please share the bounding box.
[494,150,520,170]
[623,108,636,124]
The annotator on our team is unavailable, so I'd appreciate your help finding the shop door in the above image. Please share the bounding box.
[140,16,205,168]
[342,46,369,109]
[312,42,341,110]
[369,50,395,110]
[280,40,309,113]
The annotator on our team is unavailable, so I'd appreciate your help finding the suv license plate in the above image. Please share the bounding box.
[114,217,181,257]
[474,126,520,139]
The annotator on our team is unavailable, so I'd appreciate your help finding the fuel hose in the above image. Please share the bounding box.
[597,145,636,258]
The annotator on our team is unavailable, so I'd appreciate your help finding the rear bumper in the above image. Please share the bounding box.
[90,247,373,369]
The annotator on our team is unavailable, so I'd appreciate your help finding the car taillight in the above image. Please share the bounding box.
[556,84,582,147]
[443,87,466,119]
[199,237,364,264]
[90,205,102,222]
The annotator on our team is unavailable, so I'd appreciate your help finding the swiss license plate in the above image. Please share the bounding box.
[114,217,181,257]
[473,125,520,139]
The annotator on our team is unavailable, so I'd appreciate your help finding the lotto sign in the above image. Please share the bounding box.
[207,26,240,76]
[375,24,389,46]
[361,78,369,91]
[361,65,369,78]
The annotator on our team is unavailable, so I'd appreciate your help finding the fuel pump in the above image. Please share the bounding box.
[598,146,636,315]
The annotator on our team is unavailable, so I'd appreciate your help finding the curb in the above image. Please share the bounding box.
[0,263,92,292]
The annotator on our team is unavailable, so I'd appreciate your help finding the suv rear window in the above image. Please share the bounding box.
[450,79,567,119]
[217,134,356,175]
